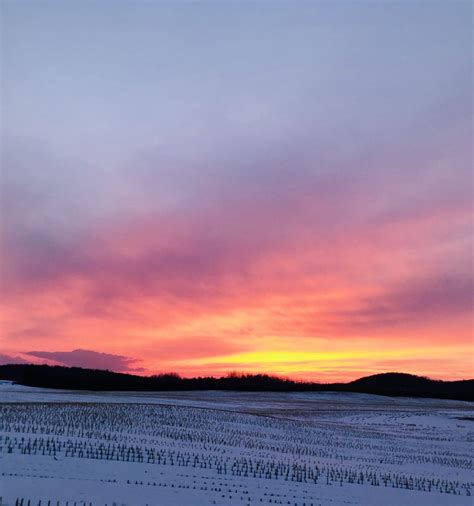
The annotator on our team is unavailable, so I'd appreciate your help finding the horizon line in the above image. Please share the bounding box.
[2,363,473,384]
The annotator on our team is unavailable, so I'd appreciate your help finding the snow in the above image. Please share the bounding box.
[0,384,472,505]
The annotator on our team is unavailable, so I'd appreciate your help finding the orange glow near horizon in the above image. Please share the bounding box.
[1,201,473,382]
[1,262,472,382]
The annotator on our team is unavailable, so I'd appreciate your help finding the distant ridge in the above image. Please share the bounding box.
[345,372,473,400]
[0,364,472,401]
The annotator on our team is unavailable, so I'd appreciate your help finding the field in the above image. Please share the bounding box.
[0,384,472,505]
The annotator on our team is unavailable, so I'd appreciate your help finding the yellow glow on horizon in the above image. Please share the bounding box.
[173,342,468,364]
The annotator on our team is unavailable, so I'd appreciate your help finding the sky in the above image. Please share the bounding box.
[1,1,472,382]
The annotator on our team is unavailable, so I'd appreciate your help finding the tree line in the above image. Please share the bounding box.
[0,364,472,401]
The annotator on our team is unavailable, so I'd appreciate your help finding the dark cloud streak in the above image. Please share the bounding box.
[24,349,142,373]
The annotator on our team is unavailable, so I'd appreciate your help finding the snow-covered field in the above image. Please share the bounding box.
[0,383,472,505]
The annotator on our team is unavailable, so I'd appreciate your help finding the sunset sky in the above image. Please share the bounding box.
[1,1,472,381]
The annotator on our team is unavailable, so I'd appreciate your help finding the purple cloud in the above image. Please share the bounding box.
[24,349,142,373]
[0,354,29,365]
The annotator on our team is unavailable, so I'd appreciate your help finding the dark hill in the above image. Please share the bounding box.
[350,372,434,388]
[345,372,473,400]
[0,364,472,401]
